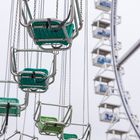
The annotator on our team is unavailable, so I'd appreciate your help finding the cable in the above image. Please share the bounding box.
[59,51,67,120]
[56,0,59,18]
[33,94,37,138]
[15,0,21,133]
[82,0,90,129]
[68,49,72,105]
[33,0,38,138]
[33,0,37,19]
[85,0,90,123]
[21,108,27,140]
[1,0,19,138]
[58,0,68,121]
[3,0,15,98]
[80,0,83,20]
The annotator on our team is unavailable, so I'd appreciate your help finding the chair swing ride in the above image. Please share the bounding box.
[0,0,140,139]
[0,0,91,139]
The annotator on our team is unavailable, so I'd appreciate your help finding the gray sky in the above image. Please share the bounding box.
[0,0,140,140]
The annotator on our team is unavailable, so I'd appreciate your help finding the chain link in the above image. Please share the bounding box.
[56,0,59,18]
[34,0,37,18]
[80,0,83,20]
[13,0,19,47]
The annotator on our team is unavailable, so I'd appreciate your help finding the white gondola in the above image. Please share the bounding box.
[94,75,115,84]
[99,102,121,110]
[99,102,120,123]
[106,129,129,138]
[93,55,112,67]
[92,27,110,40]
[92,47,112,68]
[92,13,112,40]
[94,75,114,96]
[92,13,111,29]
[95,84,109,95]
[106,112,132,140]
[92,20,110,29]
[100,111,118,123]
[107,127,138,140]
[92,13,121,29]
[95,0,112,12]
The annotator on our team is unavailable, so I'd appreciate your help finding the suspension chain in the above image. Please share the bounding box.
[80,0,83,20]
[56,0,59,18]
[33,0,37,18]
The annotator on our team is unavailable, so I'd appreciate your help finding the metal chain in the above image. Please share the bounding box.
[56,0,59,18]
[33,0,37,18]
[13,0,19,48]
[6,0,19,97]
[80,0,83,20]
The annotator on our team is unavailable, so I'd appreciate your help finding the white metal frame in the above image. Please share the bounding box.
[94,75,115,96]
[10,48,57,93]
[94,0,112,12]
[19,0,83,51]
[34,101,72,137]
[60,123,91,140]
[98,102,120,123]
[5,131,38,140]
[0,82,29,137]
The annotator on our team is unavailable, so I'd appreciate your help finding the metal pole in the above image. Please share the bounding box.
[117,39,140,67]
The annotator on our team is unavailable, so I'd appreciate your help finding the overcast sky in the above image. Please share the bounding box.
[0,0,140,140]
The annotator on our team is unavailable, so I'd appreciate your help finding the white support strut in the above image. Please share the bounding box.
[117,39,140,67]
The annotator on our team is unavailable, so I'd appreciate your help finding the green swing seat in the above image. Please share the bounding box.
[30,20,74,46]
[63,133,78,140]
[37,116,65,135]
[0,98,20,117]
[19,68,48,91]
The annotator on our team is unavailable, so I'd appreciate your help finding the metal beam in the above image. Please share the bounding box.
[117,39,140,67]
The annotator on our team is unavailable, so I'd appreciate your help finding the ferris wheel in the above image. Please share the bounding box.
[92,0,140,139]
[0,0,91,139]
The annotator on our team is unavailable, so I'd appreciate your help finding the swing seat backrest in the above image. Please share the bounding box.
[20,0,83,50]
[18,68,49,92]
[0,98,20,117]
[29,19,74,46]
[63,133,78,140]
[37,116,65,135]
